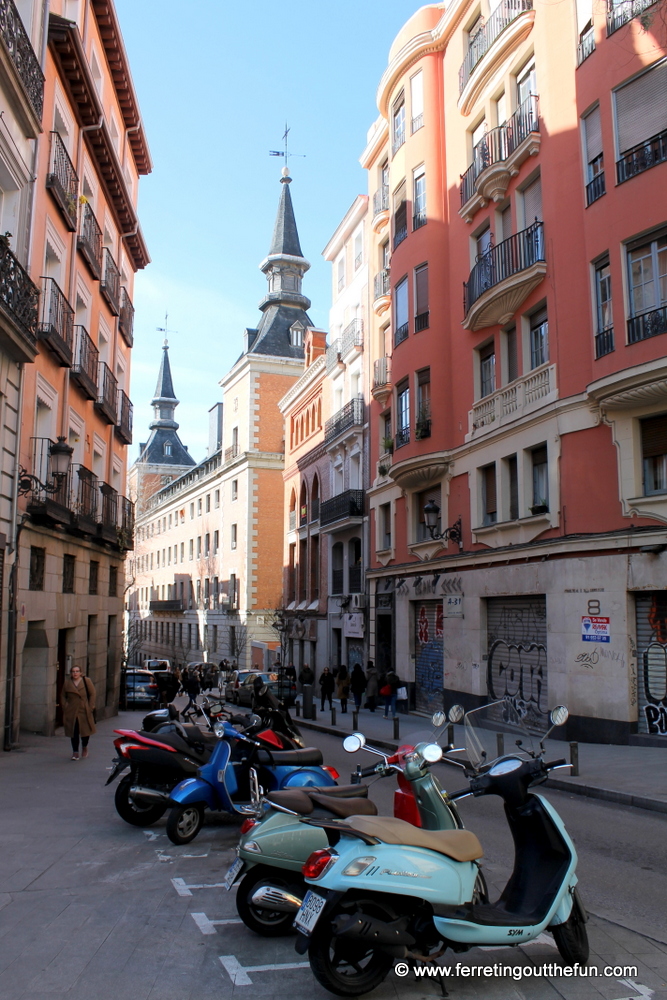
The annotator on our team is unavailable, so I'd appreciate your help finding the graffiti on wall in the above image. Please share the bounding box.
[642,595,667,736]
[415,603,444,713]
[487,640,548,728]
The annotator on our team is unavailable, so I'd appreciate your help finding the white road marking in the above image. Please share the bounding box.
[171,877,232,896]
[156,851,172,862]
[143,830,161,841]
[182,853,209,858]
[219,955,310,985]
[612,981,654,1000]
[191,912,243,934]
[479,933,556,952]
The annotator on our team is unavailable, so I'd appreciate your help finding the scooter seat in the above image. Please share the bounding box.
[347,816,484,862]
[306,784,368,798]
[267,788,377,818]
[255,747,323,766]
[309,793,378,819]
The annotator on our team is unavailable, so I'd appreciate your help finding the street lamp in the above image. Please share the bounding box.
[423,502,463,549]
[17,436,73,496]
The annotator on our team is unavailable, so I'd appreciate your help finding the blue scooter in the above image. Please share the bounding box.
[165,718,338,844]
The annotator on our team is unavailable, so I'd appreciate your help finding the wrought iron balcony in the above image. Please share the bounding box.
[224,443,239,461]
[616,129,667,185]
[373,186,389,216]
[415,311,429,332]
[341,318,363,356]
[101,247,120,315]
[393,222,408,250]
[586,172,606,205]
[150,600,183,612]
[374,269,390,301]
[607,0,657,35]
[332,569,344,594]
[392,123,406,154]
[372,356,393,405]
[99,481,119,542]
[0,236,39,359]
[74,465,99,531]
[116,389,133,445]
[411,113,424,133]
[413,211,427,230]
[77,202,103,279]
[324,396,364,444]
[395,426,410,448]
[577,26,596,64]
[627,306,667,344]
[119,496,135,549]
[463,221,546,329]
[595,327,614,358]
[70,325,98,400]
[46,132,78,230]
[325,338,342,373]
[320,489,365,527]
[349,564,362,593]
[118,288,134,348]
[394,322,409,346]
[459,0,533,95]
[24,437,72,524]
[38,277,74,366]
[95,362,118,424]
[0,0,44,122]
[470,363,557,435]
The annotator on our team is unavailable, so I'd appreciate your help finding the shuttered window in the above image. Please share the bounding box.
[615,60,667,154]
[506,326,518,382]
[523,176,542,225]
[480,340,496,397]
[583,106,603,180]
[642,414,667,495]
[482,464,497,524]
[415,264,429,315]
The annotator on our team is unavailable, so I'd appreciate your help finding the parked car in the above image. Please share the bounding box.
[122,669,160,707]
[225,670,257,704]
[230,671,297,707]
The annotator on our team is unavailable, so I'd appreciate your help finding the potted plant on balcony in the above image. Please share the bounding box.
[415,410,432,440]
[378,463,389,477]
[382,436,394,454]
[530,499,549,515]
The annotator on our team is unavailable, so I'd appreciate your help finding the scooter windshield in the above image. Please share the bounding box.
[463,699,549,772]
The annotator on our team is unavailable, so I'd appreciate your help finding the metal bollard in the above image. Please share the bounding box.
[311,704,317,721]
[352,710,358,730]
[447,723,454,747]
[393,717,400,741]
[295,700,301,717]
[569,741,579,777]
[496,732,505,757]
[331,708,336,726]
[302,684,313,720]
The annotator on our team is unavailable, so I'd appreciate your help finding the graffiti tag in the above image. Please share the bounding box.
[643,642,667,735]
[487,640,548,725]
[575,648,599,669]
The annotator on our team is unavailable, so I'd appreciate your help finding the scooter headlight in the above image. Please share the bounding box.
[342,856,377,876]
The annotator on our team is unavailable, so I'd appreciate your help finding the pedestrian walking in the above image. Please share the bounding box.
[319,666,335,711]
[381,669,400,719]
[298,663,314,689]
[350,663,367,709]
[182,669,201,716]
[365,661,379,712]
[60,665,96,760]
[336,664,350,713]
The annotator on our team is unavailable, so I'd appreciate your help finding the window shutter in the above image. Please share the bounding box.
[417,367,431,386]
[583,106,602,163]
[484,465,497,514]
[641,415,667,458]
[615,60,667,154]
[507,327,518,382]
[523,176,542,224]
[415,264,429,314]
[501,205,512,242]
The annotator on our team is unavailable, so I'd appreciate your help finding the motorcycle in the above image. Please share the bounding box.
[293,701,588,997]
[227,712,469,937]
[164,717,340,846]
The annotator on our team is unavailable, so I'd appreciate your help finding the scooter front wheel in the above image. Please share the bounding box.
[236,866,303,937]
[166,804,204,845]
[308,899,395,997]
[551,891,589,965]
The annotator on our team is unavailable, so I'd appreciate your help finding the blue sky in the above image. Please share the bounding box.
[115,0,422,460]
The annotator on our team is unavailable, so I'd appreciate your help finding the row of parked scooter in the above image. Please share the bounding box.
[107,680,589,997]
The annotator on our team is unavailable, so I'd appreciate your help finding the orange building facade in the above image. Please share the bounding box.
[364,0,667,742]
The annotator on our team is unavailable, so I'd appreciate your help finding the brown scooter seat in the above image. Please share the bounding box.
[347,816,484,862]
[256,747,323,766]
[267,787,377,818]
[309,793,378,818]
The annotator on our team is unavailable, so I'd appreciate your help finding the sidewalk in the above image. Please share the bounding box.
[294,701,667,815]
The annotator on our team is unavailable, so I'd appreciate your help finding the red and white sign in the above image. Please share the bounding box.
[581,616,610,643]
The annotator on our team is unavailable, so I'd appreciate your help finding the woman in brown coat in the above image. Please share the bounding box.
[61,665,96,760]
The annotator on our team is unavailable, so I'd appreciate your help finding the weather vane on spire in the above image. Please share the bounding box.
[156,312,177,347]
[269,122,305,175]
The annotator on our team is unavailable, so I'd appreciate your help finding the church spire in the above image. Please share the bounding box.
[137,340,195,469]
[150,340,179,430]
[269,171,303,257]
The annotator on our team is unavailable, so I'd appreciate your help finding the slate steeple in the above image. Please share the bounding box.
[137,341,195,468]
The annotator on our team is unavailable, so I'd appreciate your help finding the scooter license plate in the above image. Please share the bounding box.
[294,891,326,936]
[224,858,244,890]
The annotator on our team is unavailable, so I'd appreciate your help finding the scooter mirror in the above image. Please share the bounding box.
[550,705,569,727]
[431,711,446,727]
[248,714,262,727]
[343,733,366,753]
[422,743,443,763]
[448,704,465,724]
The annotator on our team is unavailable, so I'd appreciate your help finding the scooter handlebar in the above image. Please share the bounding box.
[544,758,567,770]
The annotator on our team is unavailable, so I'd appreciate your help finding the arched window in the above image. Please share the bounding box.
[349,537,362,593]
[317,398,322,427]
[289,489,297,530]
[332,542,344,595]
[299,481,308,526]
[305,410,310,437]
[311,475,320,521]
[164,442,172,456]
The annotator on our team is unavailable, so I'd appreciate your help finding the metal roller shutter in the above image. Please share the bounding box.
[615,60,667,154]
[414,600,444,714]
[486,595,548,728]
[635,592,667,736]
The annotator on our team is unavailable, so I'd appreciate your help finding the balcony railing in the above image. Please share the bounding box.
[595,327,615,358]
[0,237,39,352]
[116,389,133,445]
[460,95,540,208]
[470,363,556,433]
[464,221,545,315]
[25,437,71,522]
[341,318,363,356]
[415,310,429,332]
[374,269,390,301]
[95,362,118,424]
[607,0,657,35]
[101,247,120,315]
[459,0,533,94]
[394,322,409,346]
[349,565,362,593]
[586,172,606,205]
[119,287,134,347]
[70,325,98,400]
[38,277,74,366]
[325,396,364,443]
[393,221,408,250]
[577,26,596,64]
[74,465,98,527]
[411,113,424,133]
[99,482,118,541]
[332,569,344,594]
[119,495,135,545]
[616,129,667,185]
[373,356,392,390]
[46,131,78,230]
[150,600,184,612]
[325,338,341,373]
[627,306,667,344]
[413,210,427,230]
[0,0,44,120]
[320,489,365,526]
[373,185,389,216]
[225,443,239,461]
[77,202,103,279]
[395,426,410,448]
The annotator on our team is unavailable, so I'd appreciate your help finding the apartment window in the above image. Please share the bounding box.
[522,175,542,227]
[506,326,518,382]
[89,560,99,595]
[615,60,667,184]
[412,166,426,230]
[189,539,194,560]
[232,426,239,454]
[187,623,192,648]
[109,564,117,597]
[189,503,194,519]
[642,415,667,495]
[196,536,201,558]
[196,579,201,605]
[382,240,390,270]
[206,494,211,513]
[482,464,497,525]
[517,60,536,106]
[480,341,496,398]
[627,231,667,343]
[204,533,210,557]
[410,71,424,132]
[415,263,429,331]
[583,106,604,205]
[496,91,507,127]
[382,411,392,453]
[530,309,549,369]
[230,573,237,609]
[204,578,210,604]
[197,499,202,516]
[396,379,410,447]
[379,503,392,550]
[394,277,409,345]
[393,182,407,249]
[214,489,220,508]
[476,225,491,259]
[179,542,184,562]
[229,625,236,657]
[231,479,238,501]
[231,523,237,549]
[392,91,406,152]
[213,530,219,554]
[354,232,362,270]
[63,554,75,594]
[531,446,549,509]
[416,368,431,438]
[163,442,171,456]
[337,255,345,291]
[507,455,519,520]
[212,624,218,651]
[594,258,614,357]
